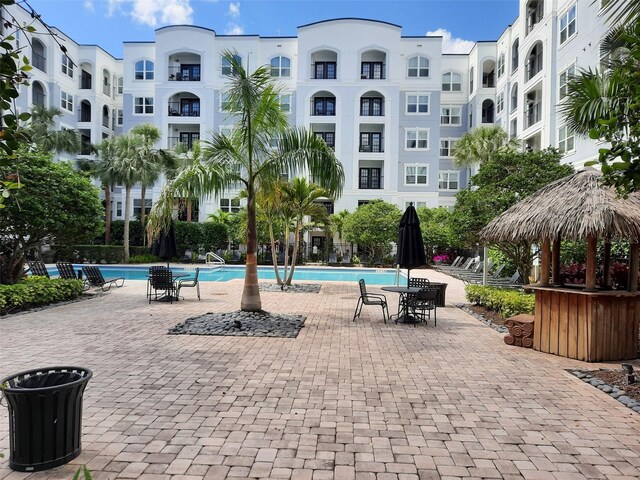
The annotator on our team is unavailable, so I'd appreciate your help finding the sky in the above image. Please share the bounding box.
[27,0,520,58]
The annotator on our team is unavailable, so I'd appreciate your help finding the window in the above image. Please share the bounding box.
[277,94,291,112]
[315,132,335,148]
[526,43,543,81]
[497,53,505,78]
[117,109,123,125]
[359,168,382,189]
[313,61,337,79]
[61,55,73,77]
[270,56,291,77]
[512,39,520,72]
[117,77,123,94]
[469,67,474,93]
[404,165,428,185]
[511,84,518,111]
[497,92,504,113]
[221,54,241,75]
[220,198,240,213]
[439,139,458,158]
[406,92,429,114]
[510,118,518,139]
[438,171,459,190]
[313,97,336,116]
[440,106,462,125]
[405,201,427,209]
[360,97,383,116]
[359,132,383,152]
[134,97,154,114]
[220,125,234,136]
[116,201,122,217]
[442,72,462,92]
[133,199,152,217]
[558,125,575,153]
[559,63,576,100]
[560,5,577,44]
[526,0,544,35]
[60,91,73,112]
[220,93,231,112]
[361,62,384,80]
[407,55,429,77]
[405,128,429,150]
[134,60,154,80]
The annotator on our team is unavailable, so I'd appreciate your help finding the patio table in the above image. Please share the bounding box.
[381,286,421,324]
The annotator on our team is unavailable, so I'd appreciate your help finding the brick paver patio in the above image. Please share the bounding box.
[1,269,639,479]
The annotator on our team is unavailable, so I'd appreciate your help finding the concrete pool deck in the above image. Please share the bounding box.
[1,269,639,479]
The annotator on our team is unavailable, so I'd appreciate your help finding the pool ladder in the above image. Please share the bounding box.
[205,252,225,269]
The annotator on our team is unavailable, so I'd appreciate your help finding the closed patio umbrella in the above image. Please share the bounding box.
[396,203,426,286]
[152,220,178,269]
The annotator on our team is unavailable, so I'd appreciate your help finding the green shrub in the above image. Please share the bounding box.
[0,277,84,315]
[128,253,160,264]
[108,220,145,246]
[200,222,228,251]
[55,245,150,263]
[465,285,535,318]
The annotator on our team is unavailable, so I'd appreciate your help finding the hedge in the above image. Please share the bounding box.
[55,245,150,264]
[465,285,535,318]
[0,277,84,316]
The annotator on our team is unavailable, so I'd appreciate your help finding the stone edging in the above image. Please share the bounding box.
[569,370,640,414]
[0,292,105,318]
[457,304,509,334]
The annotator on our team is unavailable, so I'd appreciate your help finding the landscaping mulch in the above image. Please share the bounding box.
[467,304,505,326]
[259,283,321,293]
[590,370,640,402]
[570,369,640,414]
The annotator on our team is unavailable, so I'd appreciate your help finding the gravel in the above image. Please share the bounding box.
[569,369,639,414]
[259,283,322,293]
[169,310,306,338]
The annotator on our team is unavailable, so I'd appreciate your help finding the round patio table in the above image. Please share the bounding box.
[381,286,422,324]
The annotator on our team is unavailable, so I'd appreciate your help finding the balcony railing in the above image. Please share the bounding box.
[80,72,92,89]
[168,101,200,117]
[311,62,337,80]
[525,102,542,128]
[103,83,110,96]
[526,53,543,81]
[32,52,46,72]
[360,99,384,116]
[310,99,336,116]
[358,173,384,189]
[168,135,200,150]
[33,91,45,107]
[360,62,385,80]
[102,116,110,128]
[359,134,384,153]
[79,110,91,122]
[314,133,335,149]
[168,65,201,82]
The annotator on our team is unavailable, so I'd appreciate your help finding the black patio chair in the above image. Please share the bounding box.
[176,267,200,301]
[82,266,125,291]
[148,268,177,303]
[353,279,389,323]
[405,287,438,326]
[147,266,169,298]
[27,261,50,278]
[56,262,90,290]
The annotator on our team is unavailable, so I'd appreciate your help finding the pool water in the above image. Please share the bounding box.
[50,265,405,285]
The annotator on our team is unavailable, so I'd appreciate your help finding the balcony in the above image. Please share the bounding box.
[525,102,542,129]
[314,132,335,149]
[360,96,384,116]
[360,62,385,80]
[359,167,383,189]
[32,52,46,72]
[80,71,92,89]
[359,133,384,153]
[311,97,336,116]
[168,133,200,150]
[168,65,201,82]
[311,62,337,80]
[168,100,200,117]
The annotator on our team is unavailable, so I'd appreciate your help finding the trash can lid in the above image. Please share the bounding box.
[1,367,92,393]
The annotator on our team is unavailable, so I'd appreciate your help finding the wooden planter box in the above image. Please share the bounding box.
[528,286,640,362]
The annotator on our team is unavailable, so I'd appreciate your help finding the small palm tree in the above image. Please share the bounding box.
[114,134,143,263]
[28,105,80,154]
[91,138,121,244]
[170,141,207,223]
[148,51,344,311]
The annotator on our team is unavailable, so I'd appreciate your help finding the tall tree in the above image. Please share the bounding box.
[28,106,80,154]
[280,178,329,285]
[148,51,344,311]
[114,135,143,263]
[453,125,520,167]
[170,140,207,223]
[343,201,402,263]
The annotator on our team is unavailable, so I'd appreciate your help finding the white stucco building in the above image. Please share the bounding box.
[9,0,614,232]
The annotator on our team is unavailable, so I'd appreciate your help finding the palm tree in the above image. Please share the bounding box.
[114,134,143,263]
[453,125,520,167]
[602,0,640,25]
[281,178,329,285]
[28,105,80,154]
[252,179,287,285]
[149,51,344,311]
[170,141,207,223]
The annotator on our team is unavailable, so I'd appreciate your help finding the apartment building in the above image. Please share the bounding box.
[10,0,613,227]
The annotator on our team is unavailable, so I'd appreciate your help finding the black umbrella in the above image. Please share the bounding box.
[152,221,178,269]
[396,203,426,286]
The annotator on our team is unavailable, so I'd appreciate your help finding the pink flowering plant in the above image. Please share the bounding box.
[432,254,450,264]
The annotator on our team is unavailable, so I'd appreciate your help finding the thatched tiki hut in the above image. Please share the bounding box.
[481,169,640,362]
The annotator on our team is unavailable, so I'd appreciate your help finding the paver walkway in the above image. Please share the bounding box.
[1,270,639,480]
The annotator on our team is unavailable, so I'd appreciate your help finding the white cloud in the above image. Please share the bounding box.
[228,2,240,18]
[225,23,244,35]
[426,28,475,54]
[107,0,193,26]
[84,0,95,12]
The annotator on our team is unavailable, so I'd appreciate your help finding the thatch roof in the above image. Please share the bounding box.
[481,168,640,242]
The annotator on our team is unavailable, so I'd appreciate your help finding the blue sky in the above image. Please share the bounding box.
[29,0,519,58]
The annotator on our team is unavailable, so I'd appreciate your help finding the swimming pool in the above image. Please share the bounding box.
[50,265,405,285]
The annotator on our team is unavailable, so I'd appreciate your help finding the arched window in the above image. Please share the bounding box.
[512,38,520,72]
[497,53,505,78]
[270,56,291,77]
[32,81,46,107]
[511,83,518,111]
[134,60,154,80]
[79,100,91,122]
[526,0,544,35]
[407,55,429,78]
[526,42,543,81]
[442,72,462,92]
[469,67,475,93]
[482,99,495,123]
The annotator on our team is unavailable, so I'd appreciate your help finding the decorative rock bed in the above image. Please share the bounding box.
[570,370,640,414]
[259,283,321,293]
[457,304,509,334]
[169,310,306,338]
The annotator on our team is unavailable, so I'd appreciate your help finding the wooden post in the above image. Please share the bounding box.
[540,238,551,286]
[482,245,489,286]
[552,235,561,285]
[602,238,611,288]
[586,235,597,291]
[629,242,639,292]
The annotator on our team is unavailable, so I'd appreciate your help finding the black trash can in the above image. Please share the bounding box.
[1,366,92,472]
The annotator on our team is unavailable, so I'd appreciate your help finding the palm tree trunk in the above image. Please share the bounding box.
[286,220,301,285]
[104,184,112,245]
[140,184,147,247]
[241,190,262,311]
[268,222,283,285]
[187,200,192,223]
[124,185,132,263]
[283,221,290,283]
